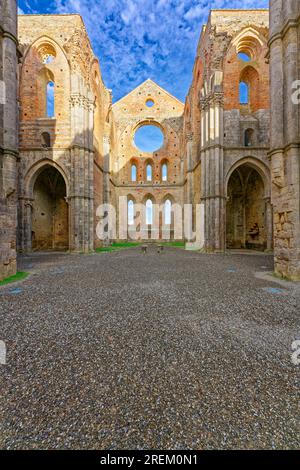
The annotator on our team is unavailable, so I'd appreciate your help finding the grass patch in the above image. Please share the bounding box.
[95,247,118,253]
[95,242,141,253]
[95,240,185,253]
[111,242,140,248]
[0,271,29,286]
[95,241,186,253]
[160,241,185,248]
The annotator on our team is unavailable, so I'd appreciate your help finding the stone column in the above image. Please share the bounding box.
[69,91,95,253]
[186,132,194,205]
[18,196,33,253]
[269,0,300,279]
[200,91,225,253]
[103,135,112,244]
[0,0,18,280]
[264,197,273,251]
[185,132,194,241]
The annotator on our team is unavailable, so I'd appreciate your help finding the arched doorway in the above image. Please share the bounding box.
[226,164,267,250]
[32,166,69,251]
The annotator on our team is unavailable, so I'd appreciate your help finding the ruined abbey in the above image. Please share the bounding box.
[1,0,300,280]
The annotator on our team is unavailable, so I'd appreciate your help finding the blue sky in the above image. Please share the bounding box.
[18,0,269,103]
[135,125,164,152]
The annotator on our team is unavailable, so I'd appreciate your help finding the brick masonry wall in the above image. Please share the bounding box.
[183,9,272,253]
[2,6,299,279]
[110,79,185,241]
[17,14,111,254]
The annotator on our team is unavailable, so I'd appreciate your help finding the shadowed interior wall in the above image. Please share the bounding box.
[32,167,68,250]
[226,167,266,250]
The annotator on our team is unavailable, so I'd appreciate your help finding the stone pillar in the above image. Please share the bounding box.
[0,0,18,280]
[200,90,225,253]
[186,133,194,205]
[264,197,273,251]
[269,0,300,280]
[102,135,112,244]
[87,98,95,252]
[103,135,110,207]
[69,90,95,253]
[185,132,194,241]
[18,196,33,253]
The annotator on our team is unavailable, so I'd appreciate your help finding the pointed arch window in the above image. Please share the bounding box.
[47,81,55,117]
[131,164,137,182]
[239,81,249,105]
[128,200,134,226]
[238,52,251,62]
[146,164,153,182]
[164,199,172,225]
[162,163,168,182]
[146,199,153,225]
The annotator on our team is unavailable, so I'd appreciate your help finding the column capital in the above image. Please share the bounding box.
[186,133,194,142]
[199,92,224,110]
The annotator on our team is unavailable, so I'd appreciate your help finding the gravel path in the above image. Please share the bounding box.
[0,247,299,449]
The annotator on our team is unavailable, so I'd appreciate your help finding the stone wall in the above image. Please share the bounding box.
[17,14,111,253]
[2,6,299,280]
[110,79,184,241]
[183,9,272,253]
[0,0,18,281]
[269,0,300,280]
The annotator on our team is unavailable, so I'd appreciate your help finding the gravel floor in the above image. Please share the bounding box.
[0,247,299,450]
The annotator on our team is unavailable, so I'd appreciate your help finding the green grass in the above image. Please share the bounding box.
[0,271,29,286]
[95,247,118,253]
[95,241,186,253]
[160,241,185,248]
[95,242,141,253]
[111,242,141,248]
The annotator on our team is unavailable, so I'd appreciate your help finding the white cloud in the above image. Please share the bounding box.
[50,0,269,102]
[18,7,25,14]
[121,0,138,25]
[184,5,207,21]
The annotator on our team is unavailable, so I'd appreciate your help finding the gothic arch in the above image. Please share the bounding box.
[231,26,267,59]
[226,157,272,251]
[225,157,270,198]
[20,36,70,123]
[24,160,70,252]
[20,35,70,74]
[25,159,70,199]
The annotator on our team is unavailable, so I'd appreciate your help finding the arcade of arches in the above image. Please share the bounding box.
[1,3,300,281]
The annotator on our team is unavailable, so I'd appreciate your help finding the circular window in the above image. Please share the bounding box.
[146,99,154,108]
[134,125,164,153]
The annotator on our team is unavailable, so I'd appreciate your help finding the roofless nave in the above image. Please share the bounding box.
[1,1,300,280]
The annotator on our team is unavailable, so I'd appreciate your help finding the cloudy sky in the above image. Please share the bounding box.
[18,0,269,103]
